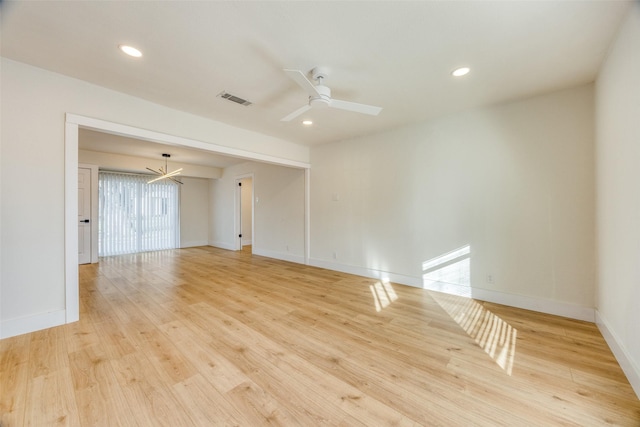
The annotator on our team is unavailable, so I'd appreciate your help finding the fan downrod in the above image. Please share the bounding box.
[311,66,330,82]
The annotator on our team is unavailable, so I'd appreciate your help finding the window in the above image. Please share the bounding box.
[99,171,179,256]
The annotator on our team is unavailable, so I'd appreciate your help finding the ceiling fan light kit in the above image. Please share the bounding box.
[309,84,331,108]
[281,66,382,122]
[146,153,183,185]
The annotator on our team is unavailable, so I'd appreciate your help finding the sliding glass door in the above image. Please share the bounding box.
[98,171,179,256]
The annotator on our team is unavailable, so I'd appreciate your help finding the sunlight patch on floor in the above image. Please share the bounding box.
[370,279,398,312]
[432,293,517,375]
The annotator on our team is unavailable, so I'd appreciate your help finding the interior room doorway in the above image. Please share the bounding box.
[66,114,310,326]
[236,175,254,252]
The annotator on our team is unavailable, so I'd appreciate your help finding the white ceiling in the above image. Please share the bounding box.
[1,1,631,151]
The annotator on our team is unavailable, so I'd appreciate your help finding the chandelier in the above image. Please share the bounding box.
[147,153,183,184]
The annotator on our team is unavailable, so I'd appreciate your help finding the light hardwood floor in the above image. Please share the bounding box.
[1,246,639,426]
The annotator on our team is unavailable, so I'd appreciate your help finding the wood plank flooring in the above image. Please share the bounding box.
[1,246,639,426]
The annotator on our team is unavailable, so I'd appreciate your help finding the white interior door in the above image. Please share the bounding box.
[78,167,92,264]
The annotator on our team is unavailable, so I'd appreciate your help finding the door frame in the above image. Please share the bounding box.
[234,174,254,251]
[65,114,310,324]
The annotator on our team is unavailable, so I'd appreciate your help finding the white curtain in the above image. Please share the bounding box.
[99,171,179,256]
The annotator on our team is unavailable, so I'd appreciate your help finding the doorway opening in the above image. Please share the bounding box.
[236,175,254,253]
[66,114,310,325]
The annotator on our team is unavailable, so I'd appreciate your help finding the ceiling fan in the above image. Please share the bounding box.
[280,66,382,122]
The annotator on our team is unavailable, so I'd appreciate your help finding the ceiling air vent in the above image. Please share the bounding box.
[217,91,252,106]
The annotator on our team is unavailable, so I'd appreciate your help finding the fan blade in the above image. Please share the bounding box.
[284,69,320,97]
[330,99,382,116]
[280,104,313,122]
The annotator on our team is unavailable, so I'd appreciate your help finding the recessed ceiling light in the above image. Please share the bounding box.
[452,67,470,77]
[302,120,313,126]
[118,45,142,58]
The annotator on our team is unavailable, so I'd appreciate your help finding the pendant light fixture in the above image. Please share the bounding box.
[147,153,183,184]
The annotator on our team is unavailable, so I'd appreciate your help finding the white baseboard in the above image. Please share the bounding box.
[309,258,422,286]
[423,279,595,322]
[308,258,594,322]
[242,238,252,246]
[208,241,236,251]
[181,240,209,248]
[596,311,640,399]
[253,248,305,264]
[1,309,66,339]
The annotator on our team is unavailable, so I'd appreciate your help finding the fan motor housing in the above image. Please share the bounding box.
[309,85,331,108]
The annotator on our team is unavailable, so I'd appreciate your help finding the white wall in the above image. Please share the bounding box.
[595,2,640,397]
[180,177,210,248]
[209,177,235,251]
[310,84,595,320]
[0,58,308,337]
[210,162,305,263]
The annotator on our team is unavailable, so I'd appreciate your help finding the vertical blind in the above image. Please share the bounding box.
[99,171,179,256]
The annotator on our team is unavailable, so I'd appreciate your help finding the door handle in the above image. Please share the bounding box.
[80,219,90,223]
